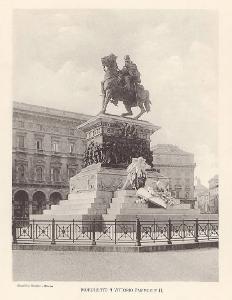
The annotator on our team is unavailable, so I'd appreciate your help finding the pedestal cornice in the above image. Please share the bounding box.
[77,113,161,134]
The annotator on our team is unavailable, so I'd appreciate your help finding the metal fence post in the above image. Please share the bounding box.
[72,219,75,243]
[92,219,96,245]
[195,218,199,243]
[12,220,17,244]
[51,218,56,245]
[168,218,172,245]
[136,217,141,246]
[182,219,185,241]
[114,219,117,245]
[153,218,156,243]
[32,219,35,243]
[207,219,210,240]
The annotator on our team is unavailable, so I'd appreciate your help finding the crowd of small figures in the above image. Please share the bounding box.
[83,140,153,167]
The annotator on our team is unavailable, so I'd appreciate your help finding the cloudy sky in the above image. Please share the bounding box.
[13,10,218,185]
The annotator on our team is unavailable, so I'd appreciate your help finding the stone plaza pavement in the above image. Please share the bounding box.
[13,248,218,282]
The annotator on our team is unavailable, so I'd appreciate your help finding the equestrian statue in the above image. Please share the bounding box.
[100,54,151,119]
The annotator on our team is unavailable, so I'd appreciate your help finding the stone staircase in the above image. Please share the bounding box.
[103,189,202,221]
[106,190,195,216]
[31,191,112,220]
[106,190,147,215]
[31,189,201,221]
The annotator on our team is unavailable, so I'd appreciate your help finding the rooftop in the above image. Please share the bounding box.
[13,101,93,121]
[152,144,193,156]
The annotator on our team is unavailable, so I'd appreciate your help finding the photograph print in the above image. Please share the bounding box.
[12,9,219,282]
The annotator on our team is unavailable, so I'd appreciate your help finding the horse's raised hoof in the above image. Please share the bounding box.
[134,109,146,120]
[133,113,143,120]
[121,112,133,117]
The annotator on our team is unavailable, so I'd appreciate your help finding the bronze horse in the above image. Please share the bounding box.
[100,54,151,119]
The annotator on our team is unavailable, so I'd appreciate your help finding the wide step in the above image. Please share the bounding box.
[43,209,89,215]
[51,203,110,211]
[119,208,200,215]
[60,198,110,205]
[68,191,112,200]
[51,202,91,210]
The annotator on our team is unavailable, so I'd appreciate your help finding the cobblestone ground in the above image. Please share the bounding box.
[13,248,218,281]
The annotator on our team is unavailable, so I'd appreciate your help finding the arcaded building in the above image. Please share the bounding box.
[152,144,196,207]
[12,102,92,218]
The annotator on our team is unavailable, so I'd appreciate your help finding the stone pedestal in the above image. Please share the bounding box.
[70,163,127,194]
[79,113,160,168]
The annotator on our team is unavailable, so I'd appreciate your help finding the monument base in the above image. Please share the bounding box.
[30,113,214,222]
[31,164,205,221]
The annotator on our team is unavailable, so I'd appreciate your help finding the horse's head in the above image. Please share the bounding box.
[101,53,118,70]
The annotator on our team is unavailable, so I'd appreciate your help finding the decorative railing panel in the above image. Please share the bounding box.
[35,223,52,241]
[116,222,136,244]
[12,218,218,246]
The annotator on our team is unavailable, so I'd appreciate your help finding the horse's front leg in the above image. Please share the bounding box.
[121,103,133,117]
[101,93,106,113]
[101,89,110,114]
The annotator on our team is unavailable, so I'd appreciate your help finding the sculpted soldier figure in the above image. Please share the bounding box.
[121,55,141,98]
[93,143,101,163]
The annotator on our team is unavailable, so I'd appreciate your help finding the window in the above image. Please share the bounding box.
[37,124,43,131]
[52,168,60,182]
[36,139,43,150]
[52,141,59,152]
[69,128,75,136]
[18,136,24,148]
[36,167,43,181]
[69,142,75,154]
[18,165,25,180]
[18,121,24,128]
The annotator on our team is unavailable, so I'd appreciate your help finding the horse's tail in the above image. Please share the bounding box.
[144,91,151,112]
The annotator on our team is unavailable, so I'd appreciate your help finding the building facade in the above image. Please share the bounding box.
[12,102,92,218]
[194,177,209,213]
[152,144,196,207]
[208,175,219,214]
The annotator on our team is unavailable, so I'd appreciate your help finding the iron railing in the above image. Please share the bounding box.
[12,218,218,246]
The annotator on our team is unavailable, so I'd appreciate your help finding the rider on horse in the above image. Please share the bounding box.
[100,53,151,119]
[121,55,141,102]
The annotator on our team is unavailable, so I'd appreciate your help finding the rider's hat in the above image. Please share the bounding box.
[124,55,131,61]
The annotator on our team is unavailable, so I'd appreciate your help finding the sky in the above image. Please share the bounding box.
[13,9,218,186]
